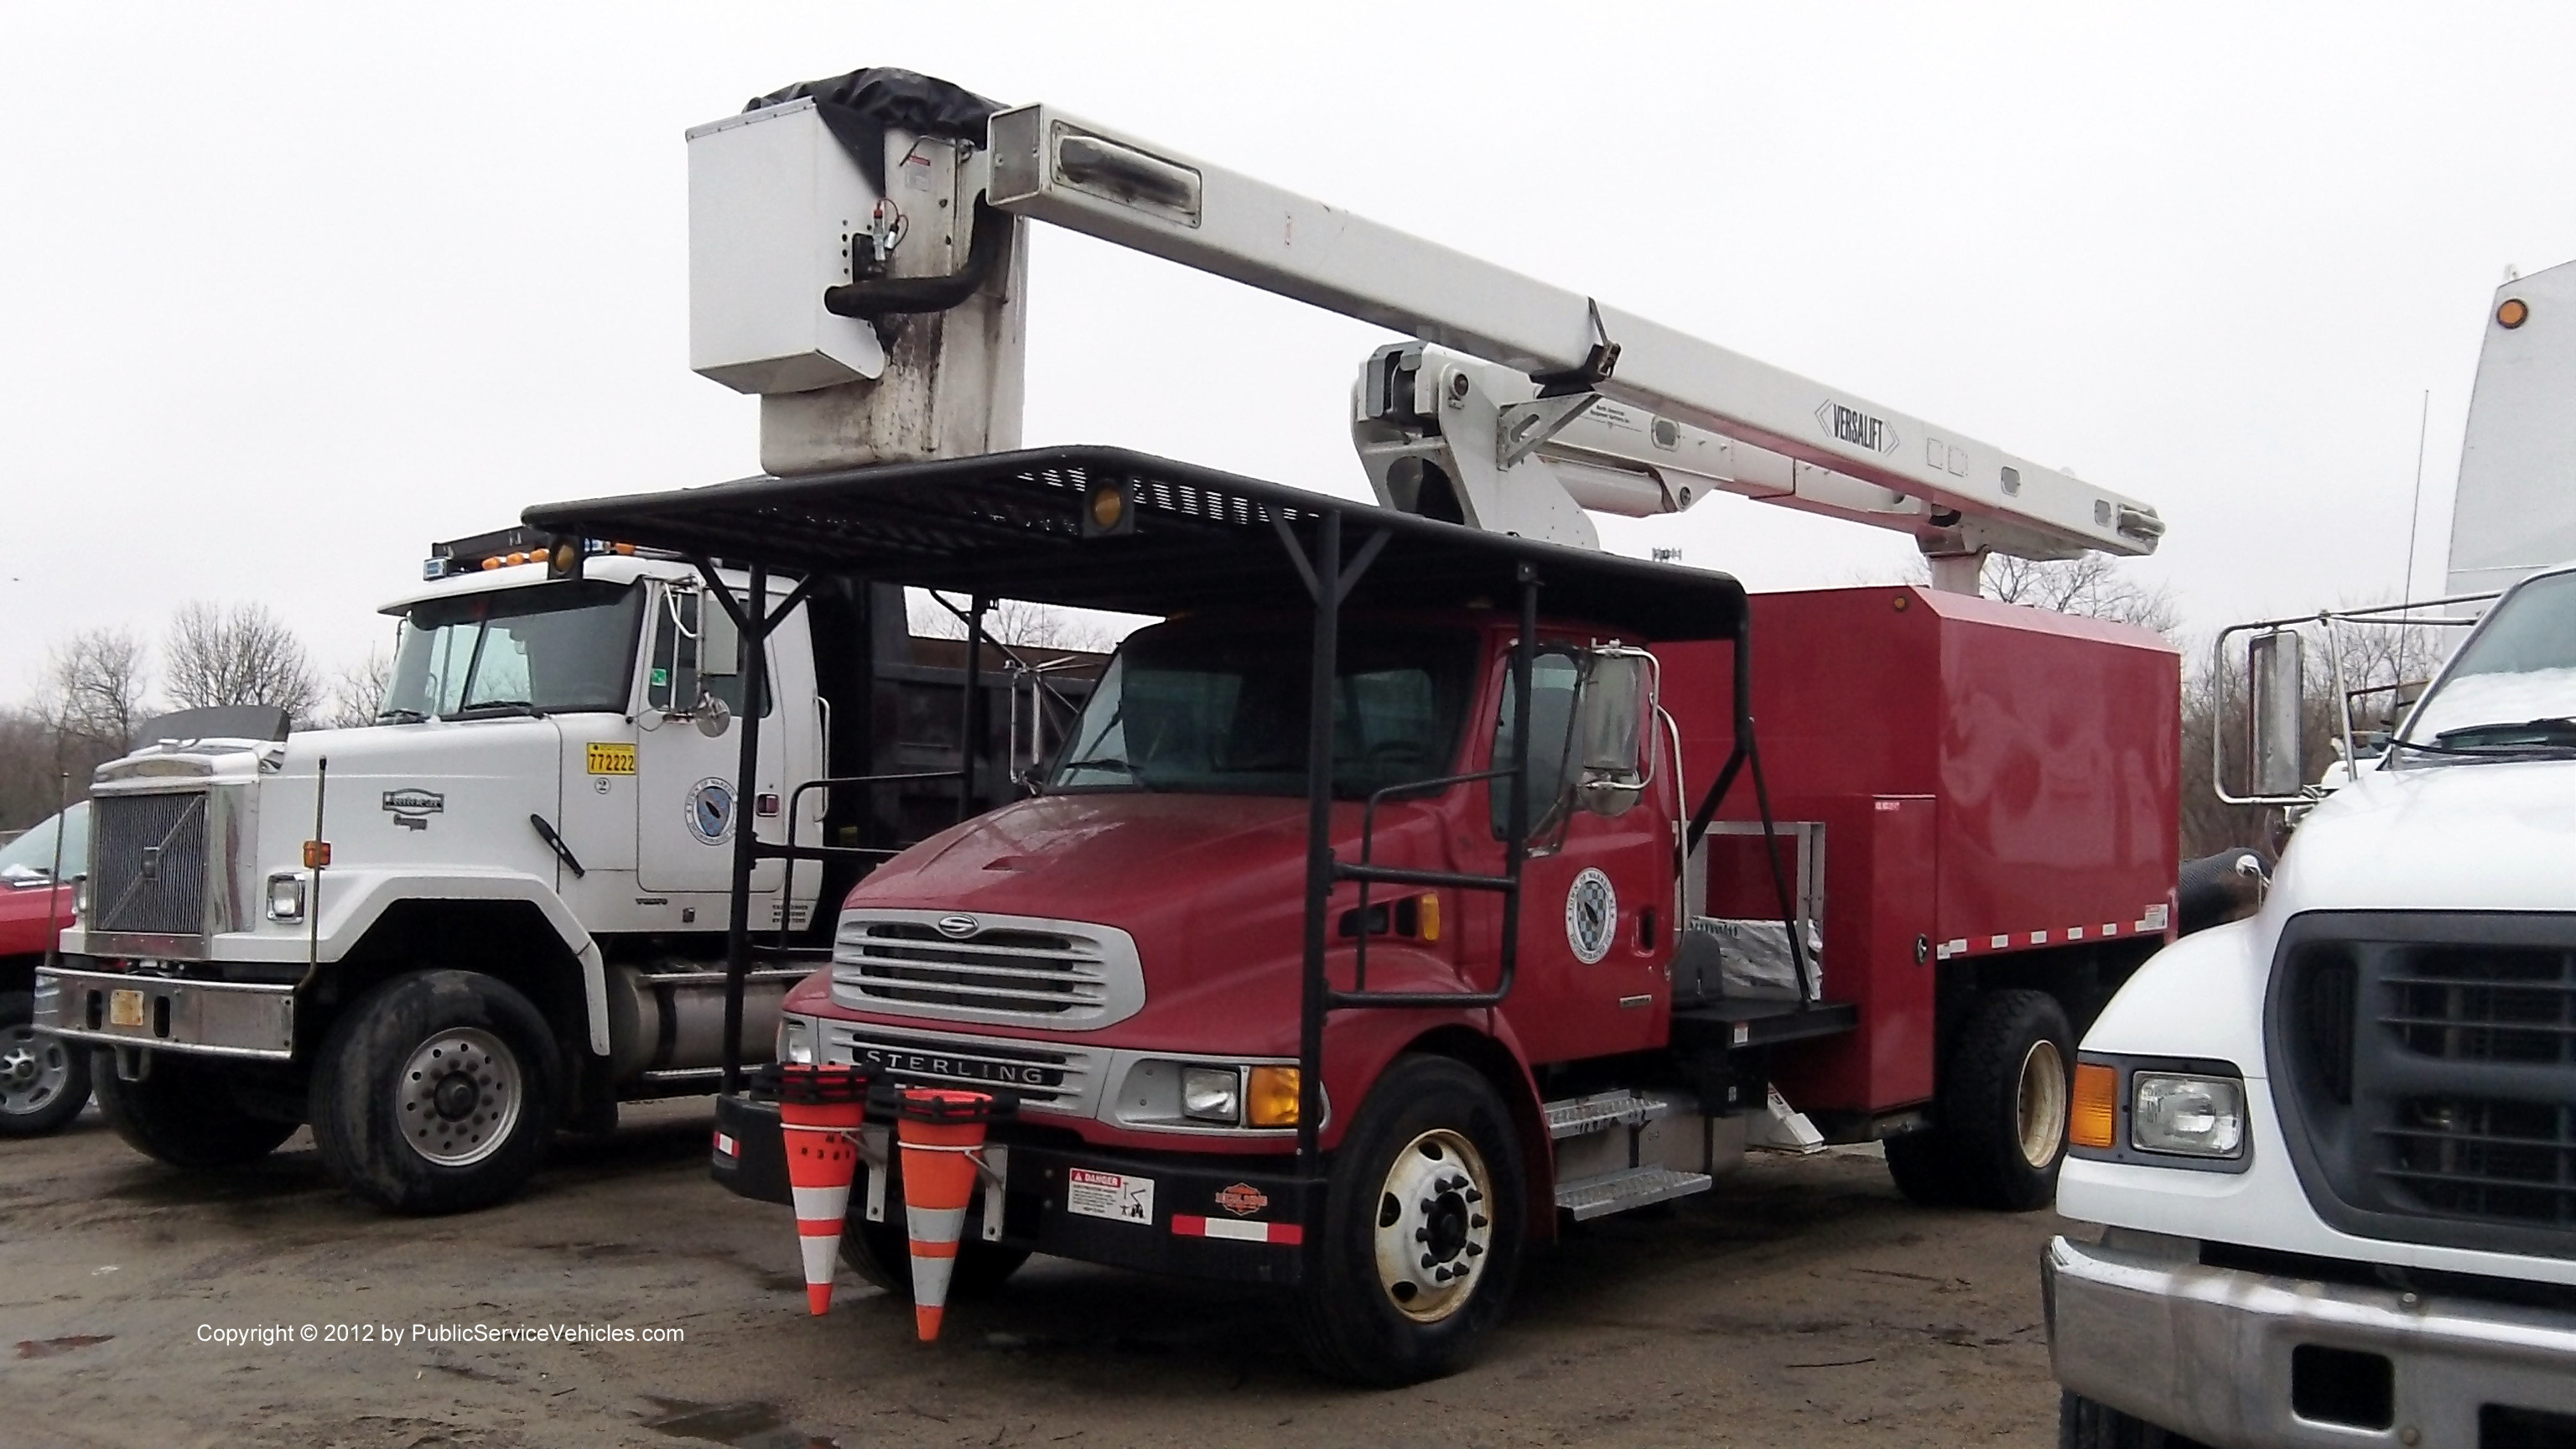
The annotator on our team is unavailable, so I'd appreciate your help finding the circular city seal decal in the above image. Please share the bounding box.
[1565,867,1618,963]
[686,777,735,845]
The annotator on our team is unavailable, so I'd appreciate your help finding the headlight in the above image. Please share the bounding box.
[1181,1066,1241,1124]
[777,1016,816,1066]
[266,873,306,922]
[2131,1073,2246,1158]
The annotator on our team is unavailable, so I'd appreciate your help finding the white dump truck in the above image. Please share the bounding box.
[2046,263,2576,1446]
[39,532,1084,1213]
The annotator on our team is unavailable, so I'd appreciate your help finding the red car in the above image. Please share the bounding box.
[2,802,90,1136]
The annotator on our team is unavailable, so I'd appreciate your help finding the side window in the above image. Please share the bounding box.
[646,589,770,718]
[1490,651,1581,838]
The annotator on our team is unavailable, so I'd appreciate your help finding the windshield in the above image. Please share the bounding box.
[382,581,643,720]
[0,802,90,885]
[2399,570,2576,751]
[1048,620,1474,798]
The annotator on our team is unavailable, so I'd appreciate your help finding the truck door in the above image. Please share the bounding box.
[636,584,787,901]
[1491,647,1672,1064]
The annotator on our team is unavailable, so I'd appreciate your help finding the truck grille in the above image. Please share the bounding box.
[830,909,1142,1030]
[823,1021,1098,1115]
[2272,914,2576,1258]
[90,792,210,938]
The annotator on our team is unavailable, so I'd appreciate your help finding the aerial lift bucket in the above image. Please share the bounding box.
[767,1063,872,1316]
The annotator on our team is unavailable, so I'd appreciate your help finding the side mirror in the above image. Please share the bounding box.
[2249,629,2304,796]
[1573,649,1655,816]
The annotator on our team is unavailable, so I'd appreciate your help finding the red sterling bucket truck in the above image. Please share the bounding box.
[519,68,2181,1384]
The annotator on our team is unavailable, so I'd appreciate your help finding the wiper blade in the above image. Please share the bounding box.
[2429,715,2576,749]
[377,707,428,724]
[456,700,548,719]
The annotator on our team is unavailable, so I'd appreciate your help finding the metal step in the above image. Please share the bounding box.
[1542,1089,1678,1140]
[1553,1166,1714,1221]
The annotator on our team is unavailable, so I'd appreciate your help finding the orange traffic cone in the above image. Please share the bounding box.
[894,1088,1004,1342]
[774,1064,870,1317]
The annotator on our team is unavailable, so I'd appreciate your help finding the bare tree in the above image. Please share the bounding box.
[324,647,394,730]
[909,592,1122,652]
[164,602,321,724]
[1980,553,2181,636]
[44,626,150,750]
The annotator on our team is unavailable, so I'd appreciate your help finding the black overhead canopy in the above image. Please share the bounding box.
[522,446,1747,643]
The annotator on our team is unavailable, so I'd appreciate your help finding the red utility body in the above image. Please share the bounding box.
[1665,585,2179,1115]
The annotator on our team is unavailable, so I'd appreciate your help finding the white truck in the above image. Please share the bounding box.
[38,532,1078,1213]
[2046,263,2576,1446]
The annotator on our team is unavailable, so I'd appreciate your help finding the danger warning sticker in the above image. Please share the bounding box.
[1066,1167,1155,1226]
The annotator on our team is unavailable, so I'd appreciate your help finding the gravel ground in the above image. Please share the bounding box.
[0,1100,2077,1448]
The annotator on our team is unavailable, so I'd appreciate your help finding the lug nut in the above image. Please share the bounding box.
[1470,1213,1488,1229]
[1465,1242,1483,1256]
[1415,1227,1429,1243]
[1420,1254,1436,1270]
[1463,1188,1483,1203]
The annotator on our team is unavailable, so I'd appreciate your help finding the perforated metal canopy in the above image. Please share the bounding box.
[522,445,1747,642]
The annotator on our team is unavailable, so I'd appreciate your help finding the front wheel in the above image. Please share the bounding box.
[309,970,559,1215]
[0,988,90,1137]
[94,1052,299,1167]
[1290,1055,1525,1385]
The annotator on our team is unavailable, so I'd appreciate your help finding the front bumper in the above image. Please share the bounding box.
[34,966,295,1061]
[710,1093,1319,1287]
[2044,1234,2576,1446]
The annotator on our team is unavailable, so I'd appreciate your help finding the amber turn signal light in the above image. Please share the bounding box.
[1245,1066,1301,1127]
[302,840,333,870]
[2070,1062,2119,1150]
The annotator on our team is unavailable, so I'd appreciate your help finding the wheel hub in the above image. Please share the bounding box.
[0,1026,70,1116]
[1371,1128,1494,1323]
[397,1028,521,1167]
[2015,1038,2070,1169]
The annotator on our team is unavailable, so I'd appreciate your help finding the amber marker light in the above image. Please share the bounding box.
[2070,1062,2119,1150]
[1245,1066,1302,1127]
[1091,486,1125,530]
[1417,892,1441,943]
[2498,297,2530,330]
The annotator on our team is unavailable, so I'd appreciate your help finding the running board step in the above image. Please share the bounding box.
[1554,1166,1715,1221]
[1543,1089,1681,1140]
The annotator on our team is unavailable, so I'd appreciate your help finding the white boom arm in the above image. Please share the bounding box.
[983,105,2162,569]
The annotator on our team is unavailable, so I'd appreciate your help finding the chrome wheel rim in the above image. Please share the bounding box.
[0,1025,71,1118]
[2016,1038,2070,1169]
[1372,1128,1494,1323]
[397,1027,521,1167]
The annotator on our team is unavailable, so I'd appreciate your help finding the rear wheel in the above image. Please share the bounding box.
[0,988,89,1137]
[2059,1391,2210,1447]
[309,970,559,1215]
[1291,1055,1525,1385]
[1893,989,2074,1212]
[95,1052,299,1167]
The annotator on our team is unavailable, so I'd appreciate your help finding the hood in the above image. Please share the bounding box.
[854,792,1314,916]
[2272,756,2576,915]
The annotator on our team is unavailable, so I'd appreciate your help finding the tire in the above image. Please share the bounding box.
[835,1178,1030,1302]
[1921,989,2075,1212]
[309,970,560,1215]
[94,1051,299,1168]
[2059,1391,2210,1447]
[1883,1128,1965,1207]
[0,987,90,1137]
[1290,1055,1526,1386]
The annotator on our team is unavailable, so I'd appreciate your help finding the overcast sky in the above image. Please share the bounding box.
[6,3,2574,704]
